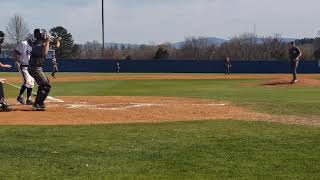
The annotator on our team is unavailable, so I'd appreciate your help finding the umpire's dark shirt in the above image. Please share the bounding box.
[289,47,301,60]
[29,40,46,67]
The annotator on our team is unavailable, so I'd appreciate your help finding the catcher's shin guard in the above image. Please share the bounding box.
[0,82,5,104]
[35,84,51,105]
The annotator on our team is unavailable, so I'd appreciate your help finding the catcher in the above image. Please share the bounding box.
[0,31,12,111]
[0,63,12,111]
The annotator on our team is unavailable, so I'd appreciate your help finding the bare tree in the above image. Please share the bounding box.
[6,14,29,44]
[220,33,256,60]
[104,44,122,59]
[299,44,314,60]
[181,37,211,60]
[82,40,102,58]
[261,34,287,60]
[215,33,288,61]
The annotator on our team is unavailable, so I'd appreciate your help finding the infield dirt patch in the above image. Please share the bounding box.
[261,78,320,87]
[1,96,319,126]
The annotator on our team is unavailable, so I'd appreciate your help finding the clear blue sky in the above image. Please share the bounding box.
[0,0,319,44]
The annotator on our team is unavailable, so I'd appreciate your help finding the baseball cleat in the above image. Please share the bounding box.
[1,102,12,111]
[26,100,34,105]
[40,103,46,109]
[17,96,26,105]
[32,103,46,111]
[291,79,298,84]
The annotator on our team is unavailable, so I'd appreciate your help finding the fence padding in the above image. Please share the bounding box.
[0,58,319,73]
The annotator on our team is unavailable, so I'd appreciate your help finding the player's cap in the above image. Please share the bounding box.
[34,28,40,34]
[34,29,47,40]
[34,28,47,35]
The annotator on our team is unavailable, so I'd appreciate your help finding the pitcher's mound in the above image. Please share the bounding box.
[261,78,320,87]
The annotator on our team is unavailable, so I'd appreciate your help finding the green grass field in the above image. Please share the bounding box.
[1,73,319,179]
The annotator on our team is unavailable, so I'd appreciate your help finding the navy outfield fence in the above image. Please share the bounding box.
[0,58,319,73]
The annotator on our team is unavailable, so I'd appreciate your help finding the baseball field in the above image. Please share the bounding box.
[0,73,320,179]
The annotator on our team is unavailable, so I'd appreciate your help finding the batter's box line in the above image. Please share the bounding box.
[4,82,64,103]
[71,102,227,106]
[65,102,227,111]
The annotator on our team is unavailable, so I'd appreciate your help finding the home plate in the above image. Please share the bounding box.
[46,96,64,103]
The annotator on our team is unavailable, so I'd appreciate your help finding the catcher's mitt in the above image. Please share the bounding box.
[49,32,61,49]
[50,36,61,49]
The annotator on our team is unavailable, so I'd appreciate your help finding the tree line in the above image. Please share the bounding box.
[2,15,320,60]
[76,34,320,60]
[2,14,76,58]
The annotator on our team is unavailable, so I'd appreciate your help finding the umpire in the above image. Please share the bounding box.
[28,29,51,111]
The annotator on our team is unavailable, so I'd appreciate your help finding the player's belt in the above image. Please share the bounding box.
[20,65,29,67]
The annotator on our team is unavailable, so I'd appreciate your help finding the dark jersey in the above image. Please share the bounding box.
[224,60,231,66]
[29,40,46,67]
[289,47,301,60]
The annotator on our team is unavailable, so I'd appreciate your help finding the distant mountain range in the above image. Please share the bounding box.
[172,37,227,49]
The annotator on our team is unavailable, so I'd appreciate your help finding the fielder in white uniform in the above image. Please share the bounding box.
[13,40,35,105]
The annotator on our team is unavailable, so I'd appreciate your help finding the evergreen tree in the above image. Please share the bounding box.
[50,26,74,58]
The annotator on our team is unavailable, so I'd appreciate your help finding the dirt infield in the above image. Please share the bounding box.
[1,74,320,126]
[1,96,319,126]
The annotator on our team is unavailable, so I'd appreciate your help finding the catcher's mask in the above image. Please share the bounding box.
[34,28,47,41]
[33,29,61,49]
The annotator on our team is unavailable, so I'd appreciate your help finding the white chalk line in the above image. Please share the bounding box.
[66,102,226,111]
[66,103,157,110]
[46,96,64,103]
[4,82,64,103]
